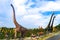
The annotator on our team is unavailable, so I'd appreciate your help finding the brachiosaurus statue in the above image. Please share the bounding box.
[50,16,56,32]
[11,4,28,39]
[46,13,56,33]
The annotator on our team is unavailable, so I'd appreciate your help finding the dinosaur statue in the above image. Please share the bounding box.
[11,4,28,39]
[50,16,56,32]
[46,13,55,33]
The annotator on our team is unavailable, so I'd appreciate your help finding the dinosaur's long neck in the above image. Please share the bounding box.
[50,16,55,28]
[11,4,19,28]
[47,13,54,28]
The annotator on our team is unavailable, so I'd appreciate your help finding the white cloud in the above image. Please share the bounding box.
[40,1,60,11]
[20,14,50,28]
[12,0,28,16]
[26,1,60,12]
[12,0,60,15]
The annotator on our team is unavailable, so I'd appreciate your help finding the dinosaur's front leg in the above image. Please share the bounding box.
[14,29,17,39]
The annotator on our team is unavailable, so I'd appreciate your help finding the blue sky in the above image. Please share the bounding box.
[0,0,60,29]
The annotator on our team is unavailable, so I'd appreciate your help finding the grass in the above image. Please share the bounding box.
[0,31,60,40]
